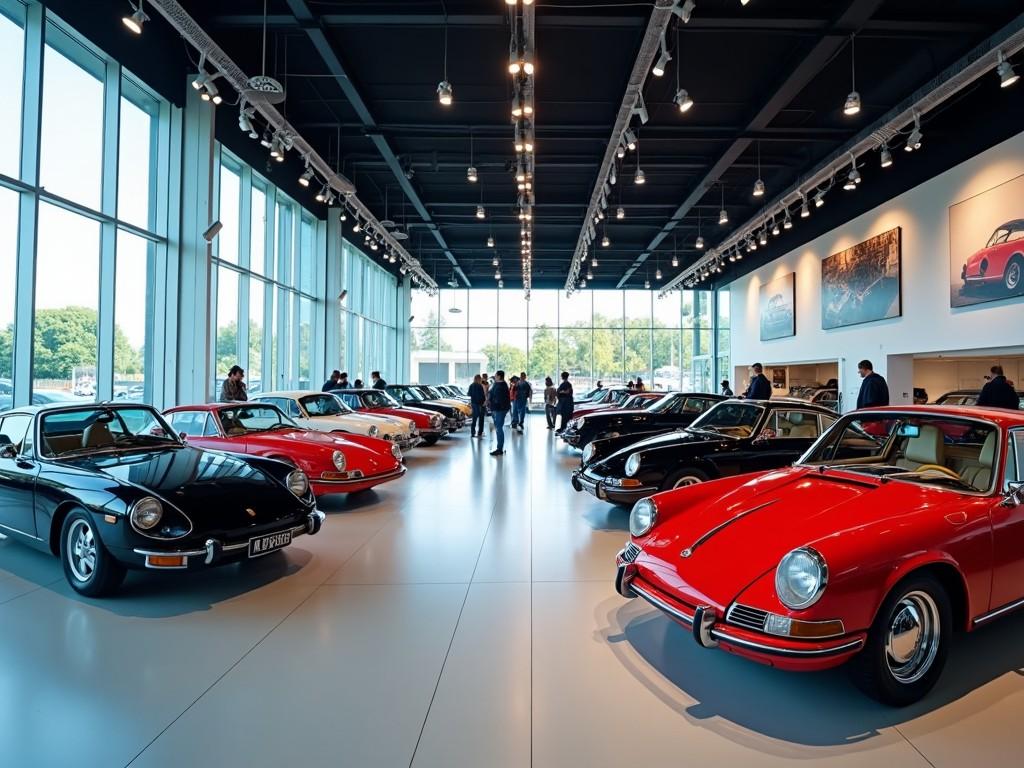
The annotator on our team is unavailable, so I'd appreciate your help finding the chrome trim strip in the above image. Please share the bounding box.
[973,596,1024,625]
[710,628,863,657]
[631,583,694,626]
[682,500,778,558]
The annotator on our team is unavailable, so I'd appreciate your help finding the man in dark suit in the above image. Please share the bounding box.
[321,371,342,392]
[978,365,1020,409]
[856,359,890,409]
[488,371,511,455]
[742,363,772,400]
[371,371,387,390]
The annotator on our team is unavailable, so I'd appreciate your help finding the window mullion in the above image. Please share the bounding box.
[96,58,120,401]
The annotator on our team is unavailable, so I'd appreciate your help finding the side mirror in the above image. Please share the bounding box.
[1002,481,1024,508]
[0,444,18,460]
[178,432,189,444]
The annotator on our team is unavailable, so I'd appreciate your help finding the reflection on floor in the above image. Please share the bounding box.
[2,414,1023,767]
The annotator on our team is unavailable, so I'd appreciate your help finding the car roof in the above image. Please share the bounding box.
[727,396,836,413]
[6,402,162,416]
[857,404,1024,427]
[338,388,387,395]
[997,219,1024,229]
[254,390,329,399]
[938,389,980,396]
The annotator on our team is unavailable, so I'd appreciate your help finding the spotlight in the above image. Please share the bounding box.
[616,207,625,220]
[260,128,273,149]
[624,129,637,151]
[467,165,478,183]
[718,208,728,226]
[299,165,314,187]
[616,144,626,159]
[315,184,329,203]
[674,89,694,113]
[238,104,257,138]
[201,80,222,105]
[880,143,893,168]
[632,93,649,124]
[672,0,697,23]
[758,230,767,246]
[783,211,793,229]
[476,205,486,220]
[997,50,1019,88]
[512,93,523,118]
[339,210,348,221]
[652,34,671,77]
[487,235,495,248]
[498,279,505,288]
[609,166,617,185]
[655,267,663,280]
[844,166,860,190]
[495,269,502,280]
[122,1,149,34]
[592,256,598,267]
[905,114,922,152]
[813,189,825,207]
[753,178,765,197]
[437,80,453,106]
[695,235,704,250]
[579,279,586,288]
[597,210,605,220]
[353,221,362,233]
[771,220,780,236]
[800,196,810,218]
[370,241,379,251]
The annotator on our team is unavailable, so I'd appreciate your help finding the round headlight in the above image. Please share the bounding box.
[431,414,442,426]
[286,469,309,497]
[629,497,657,537]
[775,547,828,609]
[391,443,403,460]
[625,452,642,477]
[130,496,163,530]
[332,450,347,472]
[368,425,379,437]
[582,443,596,465]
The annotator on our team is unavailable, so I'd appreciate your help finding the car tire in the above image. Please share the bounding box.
[60,510,126,597]
[849,573,951,706]
[662,467,709,490]
[1004,256,1022,293]
[421,435,440,446]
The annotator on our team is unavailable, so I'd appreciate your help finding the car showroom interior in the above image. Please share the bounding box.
[2,1,1024,766]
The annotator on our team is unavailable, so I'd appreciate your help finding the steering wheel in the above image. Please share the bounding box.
[914,464,961,480]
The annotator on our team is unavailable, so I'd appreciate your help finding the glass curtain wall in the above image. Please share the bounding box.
[210,148,323,395]
[338,241,400,384]
[410,289,715,391]
[0,1,166,406]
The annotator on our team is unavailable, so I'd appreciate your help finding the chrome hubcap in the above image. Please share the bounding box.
[673,475,702,489]
[1007,262,1021,290]
[67,520,97,583]
[885,590,939,684]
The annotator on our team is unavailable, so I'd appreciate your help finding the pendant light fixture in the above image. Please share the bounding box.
[655,263,663,281]
[437,20,453,106]
[880,142,893,168]
[695,208,705,249]
[752,141,765,197]
[634,132,645,184]
[616,206,625,220]
[997,50,1019,88]
[718,183,728,225]
[783,210,793,229]
[844,34,861,116]
[652,32,671,77]
[673,29,693,114]
[487,234,495,248]
[671,235,679,268]
[466,130,477,183]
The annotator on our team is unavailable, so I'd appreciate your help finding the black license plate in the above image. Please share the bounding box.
[248,530,292,557]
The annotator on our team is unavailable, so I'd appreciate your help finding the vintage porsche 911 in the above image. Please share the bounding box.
[0,404,324,596]
[616,405,1024,705]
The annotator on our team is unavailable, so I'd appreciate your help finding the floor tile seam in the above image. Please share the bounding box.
[0,576,66,608]
[318,505,408,584]
[893,725,938,768]
[407,494,502,768]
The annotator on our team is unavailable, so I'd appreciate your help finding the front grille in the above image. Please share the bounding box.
[727,603,769,632]
[621,542,642,563]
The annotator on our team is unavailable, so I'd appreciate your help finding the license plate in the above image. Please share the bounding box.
[248,530,292,557]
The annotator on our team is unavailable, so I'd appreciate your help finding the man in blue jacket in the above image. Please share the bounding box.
[856,359,890,409]
[742,363,772,400]
[488,370,511,456]
[977,365,1020,409]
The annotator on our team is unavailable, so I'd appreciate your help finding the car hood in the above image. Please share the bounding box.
[344,412,410,433]
[597,428,728,471]
[638,467,958,606]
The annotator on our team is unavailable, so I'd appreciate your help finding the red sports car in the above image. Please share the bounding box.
[616,405,1024,706]
[333,388,449,446]
[164,403,405,496]
[571,387,632,418]
[961,219,1024,294]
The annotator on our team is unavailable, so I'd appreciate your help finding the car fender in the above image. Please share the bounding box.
[876,550,975,631]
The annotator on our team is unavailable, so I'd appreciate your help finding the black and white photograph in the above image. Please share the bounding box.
[758,272,796,340]
[821,227,902,330]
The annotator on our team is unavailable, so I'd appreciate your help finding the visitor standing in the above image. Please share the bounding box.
[336,372,350,389]
[468,374,486,437]
[720,379,734,397]
[977,365,1019,409]
[321,370,342,392]
[634,377,646,392]
[353,379,364,388]
[219,366,248,402]
[488,370,511,456]
[508,376,520,428]
[626,380,635,393]
[481,372,491,418]
[555,371,574,433]
[856,360,890,409]
[371,371,387,389]
[512,372,531,432]
[543,376,557,429]
[742,363,772,400]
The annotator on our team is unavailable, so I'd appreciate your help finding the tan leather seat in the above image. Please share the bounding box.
[961,432,996,490]
[82,422,114,448]
[787,412,818,438]
[896,424,944,470]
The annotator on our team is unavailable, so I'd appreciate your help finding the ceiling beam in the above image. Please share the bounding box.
[281,0,470,286]
[617,0,886,288]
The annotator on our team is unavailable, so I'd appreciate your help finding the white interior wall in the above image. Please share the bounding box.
[729,130,1024,412]
[914,355,1024,400]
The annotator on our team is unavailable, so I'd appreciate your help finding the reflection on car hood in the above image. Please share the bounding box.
[598,428,727,470]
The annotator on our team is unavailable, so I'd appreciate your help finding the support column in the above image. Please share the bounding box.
[325,209,344,373]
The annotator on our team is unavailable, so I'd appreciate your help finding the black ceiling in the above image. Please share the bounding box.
[52,1,1024,290]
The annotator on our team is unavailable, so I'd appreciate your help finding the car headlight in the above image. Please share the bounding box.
[629,497,657,537]
[775,547,828,610]
[430,414,442,426]
[130,496,163,530]
[582,443,596,465]
[286,470,309,497]
[391,443,403,460]
[625,452,642,477]
[332,450,347,472]
[383,433,393,441]
[368,425,379,437]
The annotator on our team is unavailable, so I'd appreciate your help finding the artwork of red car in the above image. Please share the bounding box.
[961,219,1024,293]
[616,405,1024,706]
[164,402,405,497]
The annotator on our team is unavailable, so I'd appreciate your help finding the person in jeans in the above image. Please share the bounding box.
[555,371,574,433]
[512,372,532,432]
[481,373,491,417]
[508,375,520,428]
[468,374,486,437]
[543,376,556,429]
[488,370,511,456]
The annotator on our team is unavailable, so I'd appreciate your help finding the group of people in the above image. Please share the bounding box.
[319,370,387,392]
[218,365,390,403]
[467,371,576,455]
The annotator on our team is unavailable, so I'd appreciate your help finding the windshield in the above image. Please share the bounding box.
[417,386,439,400]
[392,386,424,403]
[646,394,681,414]
[40,406,179,458]
[300,394,350,416]
[800,413,998,492]
[361,390,398,408]
[987,227,1011,247]
[688,401,765,438]
[217,404,299,435]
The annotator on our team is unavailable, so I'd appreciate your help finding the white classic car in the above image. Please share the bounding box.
[253,391,421,452]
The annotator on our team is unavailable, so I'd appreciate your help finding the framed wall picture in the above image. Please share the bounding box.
[758,272,795,341]
[949,173,1024,308]
[821,227,901,330]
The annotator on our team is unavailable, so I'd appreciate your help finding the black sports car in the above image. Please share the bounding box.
[934,389,1024,409]
[386,384,467,430]
[561,392,725,449]
[0,403,324,596]
[571,398,838,505]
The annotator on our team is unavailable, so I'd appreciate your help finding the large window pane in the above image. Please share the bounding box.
[218,165,240,264]
[0,189,18,386]
[298,297,312,389]
[34,203,100,397]
[467,288,497,327]
[117,88,156,228]
[559,327,592,388]
[625,328,652,386]
[40,35,104,209]
[498,290,528,327]
[114,231,152,402]
[299,216,314,293]
[251,185,266,275]
[497,328,528,376]
[653,329,681,391]
[440,289,468,327]
[593,327,624,386]
[215,267,239,384]
[249,277,265,393]
[624,289,651,326]
[593,290,623,328]
[560,290,591,327]
[528,289,557,328]
[468,328,496,376]
[0,8,24,179]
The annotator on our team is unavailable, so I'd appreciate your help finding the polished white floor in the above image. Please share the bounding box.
[3,415,1024,767]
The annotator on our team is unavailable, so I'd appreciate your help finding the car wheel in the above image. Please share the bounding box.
[849,573,950,706]
[60,510,126,597]
[1004,256,1022,292]
[662,467,709,490]
[421,435,440,446]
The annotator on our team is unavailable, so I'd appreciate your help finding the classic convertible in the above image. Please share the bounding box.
[0,403,324,596]
[334,388,448,446]
[560,392,724,449]
[574,398,836,505]
[164,402,405,496]
[616,405,1024,705]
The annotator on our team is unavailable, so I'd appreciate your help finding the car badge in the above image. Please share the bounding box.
[681,548,693,558]
[246,508,257,517]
